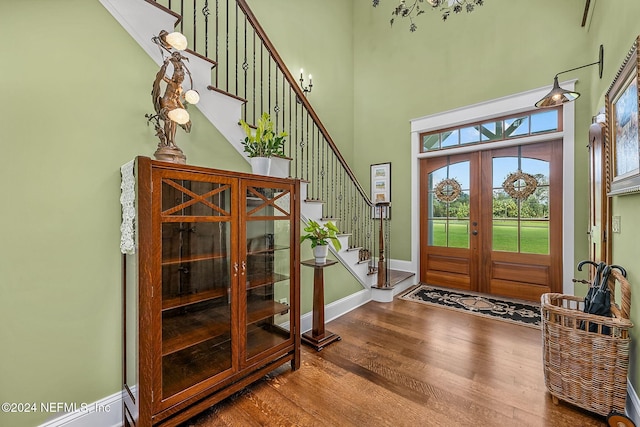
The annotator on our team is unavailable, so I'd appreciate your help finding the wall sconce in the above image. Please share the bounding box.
[535,44,604,108]
[299,68,313,96]
[145,30,200,164]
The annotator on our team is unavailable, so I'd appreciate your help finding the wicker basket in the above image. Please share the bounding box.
[541,269,633,416]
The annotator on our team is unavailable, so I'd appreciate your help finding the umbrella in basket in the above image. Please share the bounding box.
[577,260,627,333]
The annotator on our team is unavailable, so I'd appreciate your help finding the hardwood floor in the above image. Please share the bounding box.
[181,297,608,426]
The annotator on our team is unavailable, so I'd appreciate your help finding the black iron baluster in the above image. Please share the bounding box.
[241,19,247,121]
[259,44,263,117]
[203,0,209,58]
[268,57,271,117]
[252,31,256,124]
[310,123,315,200]
[320,130,325,209]
[215,0,219,87]
[235,2,238,95]
[288,85,292,166]
[192,0,197,53]
[180,0,184,34]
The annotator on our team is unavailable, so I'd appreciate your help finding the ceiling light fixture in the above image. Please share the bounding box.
[372,0,485,31]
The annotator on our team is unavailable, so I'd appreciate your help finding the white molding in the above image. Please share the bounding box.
[410,81,576,295]
[389,258,414,273]
[628,380,640,424]
[38,391,122,427]
[300,289,371,334]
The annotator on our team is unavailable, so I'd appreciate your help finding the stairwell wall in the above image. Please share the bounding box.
[247,0,364,307]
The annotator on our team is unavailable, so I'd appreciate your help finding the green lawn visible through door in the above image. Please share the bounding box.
[431,220,549,254]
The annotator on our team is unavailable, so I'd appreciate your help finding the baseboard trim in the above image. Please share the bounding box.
[628,379,640,424]
[300,288,371,334]
[38,391,122,427]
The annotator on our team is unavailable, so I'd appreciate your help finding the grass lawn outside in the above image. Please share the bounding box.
[429,219,549,254]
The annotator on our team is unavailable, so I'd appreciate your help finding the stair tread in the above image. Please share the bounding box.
[374,270,416,287]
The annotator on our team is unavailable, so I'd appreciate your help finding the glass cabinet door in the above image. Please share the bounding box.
[242,182,293,362]
[159,174,235,400]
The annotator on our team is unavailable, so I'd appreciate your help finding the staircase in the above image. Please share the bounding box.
[100,0,415,302]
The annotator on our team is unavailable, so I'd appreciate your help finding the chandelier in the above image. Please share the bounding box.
[372,0,485,31]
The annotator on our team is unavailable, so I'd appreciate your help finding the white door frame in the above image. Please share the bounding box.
[409,80,577,295]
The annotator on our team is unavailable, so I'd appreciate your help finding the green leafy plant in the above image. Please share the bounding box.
[300,220,342,251]
[239,112,287,158]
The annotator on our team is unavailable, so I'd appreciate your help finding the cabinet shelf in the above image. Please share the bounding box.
[247,298,289,325]
[246,272,289,290]
[162,288,227,311]
[163,336,232,398]
[246,245,289,255]
[246,324,290,359]
[163,306,231,356]
[162,252,227,266]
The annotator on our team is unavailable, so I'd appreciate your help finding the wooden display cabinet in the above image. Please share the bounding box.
[122,157,300,426]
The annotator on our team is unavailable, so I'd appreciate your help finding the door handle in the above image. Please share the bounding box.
[472,230,478,235]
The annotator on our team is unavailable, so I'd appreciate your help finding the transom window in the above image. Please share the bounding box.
[420,108,561,152]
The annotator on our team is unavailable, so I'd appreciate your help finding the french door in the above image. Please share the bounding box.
[419,140,563,302]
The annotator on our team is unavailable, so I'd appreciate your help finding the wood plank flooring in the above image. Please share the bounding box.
[181,297,608,426]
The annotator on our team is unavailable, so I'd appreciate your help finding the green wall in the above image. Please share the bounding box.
[352,0,640,409]
[587,0,640,406]
[353,0,594,261]
[246,0,364,306]
[246,0,356,165]
[0,2,359,425]
[0,1,246,426]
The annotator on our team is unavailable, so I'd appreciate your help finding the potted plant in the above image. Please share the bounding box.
[239,112,287,175]
[301,220,342,263]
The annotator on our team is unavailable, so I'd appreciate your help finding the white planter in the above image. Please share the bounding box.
[270,156,291,178]
[313,244,329,264]
[250,157,271,175]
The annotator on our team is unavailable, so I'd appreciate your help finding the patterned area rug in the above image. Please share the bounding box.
[400,284,541,329]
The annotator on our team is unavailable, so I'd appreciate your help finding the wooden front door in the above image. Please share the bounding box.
[420,140,563,302]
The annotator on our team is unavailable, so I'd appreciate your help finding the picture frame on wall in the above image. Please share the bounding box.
[371,162,391,219]
[607,35,640,196]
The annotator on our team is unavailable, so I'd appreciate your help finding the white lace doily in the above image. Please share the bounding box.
[120,160,136,254]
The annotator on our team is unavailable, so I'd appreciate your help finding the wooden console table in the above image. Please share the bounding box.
[301,259,341,351]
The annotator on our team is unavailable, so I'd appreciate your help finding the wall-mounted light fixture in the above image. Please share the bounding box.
[145,30,200,164]
[535,44,604,108]
[299,68,313,96]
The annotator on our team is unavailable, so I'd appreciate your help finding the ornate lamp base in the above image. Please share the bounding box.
[154,145,186,164]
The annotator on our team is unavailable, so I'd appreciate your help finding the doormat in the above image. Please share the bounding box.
[400,284,541,329]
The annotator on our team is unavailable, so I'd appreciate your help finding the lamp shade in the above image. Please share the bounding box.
[535,76,580,108]
[164,32,188,51]
[167,108,190,124]
[184,89,200,104]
